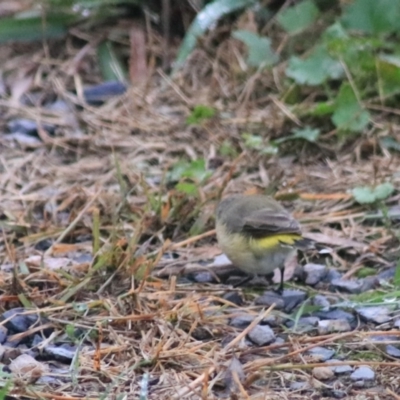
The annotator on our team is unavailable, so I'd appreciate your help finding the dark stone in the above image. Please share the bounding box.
[323,268,342,283]
[2,308,34,332]
[330,278,364,294]
[229,314,254,328]
[255,291,285,309]
[7,118,55,136]
[286,317,319,332]
[83,81,127,106]
[44,344,77,363]
[328,359,353,374]
[385,345,400,358]
[0,326,7,344]
[314,309,355,324]
[282,289,307,312]
[223,292,244,306]
[378,267,395,281]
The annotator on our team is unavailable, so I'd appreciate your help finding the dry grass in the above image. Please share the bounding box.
[1,18,400,400]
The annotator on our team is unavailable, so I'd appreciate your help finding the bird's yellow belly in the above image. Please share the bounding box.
[216,224,297,276]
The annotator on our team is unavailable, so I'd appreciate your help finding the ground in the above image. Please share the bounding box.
[1,7,400,400]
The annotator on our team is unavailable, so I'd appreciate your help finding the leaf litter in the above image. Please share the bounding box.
[0,16,400,400]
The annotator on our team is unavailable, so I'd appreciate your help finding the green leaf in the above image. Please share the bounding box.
[306,102,335,116]
[351,183,394,204]
[242,133,278,154]
[376,55,400,96]
[0,14,77,43]
[286,46,343,85]
[97,41,127,82]
[291,127,320,142]
[356,267,377,278]
[167,159,211,183]
[175,182,198,195]
[274,127,320,144]
[342,0,400,35]
[351,187,376,204]
[394,261,400,287]
[331,83,369,132]
[380,137,400,152]
[232,30,278,67]
[186,105,216,125]
[374,182,395,200]
[277,0,319,34]
[174,0,257,72]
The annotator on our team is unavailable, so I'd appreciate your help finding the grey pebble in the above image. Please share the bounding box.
[304,263,327,285]
[286,316,319,332]
[393,319,400,328]
[330,278,365,294]
[356,306,391,324]
[350,366,375,381]
[312,295,331,311]
[192,271,216,283]
[229,314,255,328]
[255,291,285,309]
[247,325,275,346]
[315,309,355,324]
[307,346,335,361]
[290,381,310,391]
[385,345,400,358]
[328,359,353,374]
[323,268,342,283]
[318,319,351,335]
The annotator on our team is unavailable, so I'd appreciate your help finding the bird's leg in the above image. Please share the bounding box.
[275,267,285,295]
[232,275,253,288]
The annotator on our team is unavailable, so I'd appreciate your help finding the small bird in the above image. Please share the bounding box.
[215,194,312,294]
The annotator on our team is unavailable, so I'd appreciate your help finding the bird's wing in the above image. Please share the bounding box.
[242,209,301,238]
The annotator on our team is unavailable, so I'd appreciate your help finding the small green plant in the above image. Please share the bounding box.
[186,105,216,125]
[167,159,211,195]
[351,182,394,205]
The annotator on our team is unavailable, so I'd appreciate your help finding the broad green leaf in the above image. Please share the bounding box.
[176,182,198,195]
[342,0,400,35]
[0,14,77,43]
[277,0,319,34]
[351,183,394,204]
[168,159,211,183]
[352,187,377,204]
[376,55,400,96]
[174,0,257,72]
[232,30,278,67]
[97,41,127,82]
[374,182,394,200]
[331,83,369,132]
[380,137,400,152]
[286,46,343,85]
